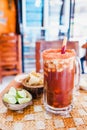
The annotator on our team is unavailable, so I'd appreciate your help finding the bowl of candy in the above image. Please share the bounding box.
[2,87,32,110]
[22,71,44,99]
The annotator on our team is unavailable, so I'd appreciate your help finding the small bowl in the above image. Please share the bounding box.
[2,89,33,111]
[22,80,43,99]
[23,84,43,99]
[21,72,44,99]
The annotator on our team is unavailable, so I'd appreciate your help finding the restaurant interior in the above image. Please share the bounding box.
[0,0,87,130]
[0,0,87,90]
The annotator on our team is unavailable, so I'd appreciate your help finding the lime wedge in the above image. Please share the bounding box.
[17,90,26,98]
[8,87,16,96]
[17,97,31,104]
[3,93,17,104]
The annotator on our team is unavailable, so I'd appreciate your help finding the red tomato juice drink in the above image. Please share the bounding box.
[42,49,76,115]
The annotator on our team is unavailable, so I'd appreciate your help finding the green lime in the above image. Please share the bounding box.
[8,87,16,96]
[17,90,26,98]
[17,97,31,104]
[3,93,17,104]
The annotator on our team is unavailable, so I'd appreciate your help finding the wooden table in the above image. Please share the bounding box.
[0,79,87,130]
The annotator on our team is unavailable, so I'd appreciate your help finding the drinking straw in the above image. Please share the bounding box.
[61,36,67,54]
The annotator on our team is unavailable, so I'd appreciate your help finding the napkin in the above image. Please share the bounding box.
[79,76,87,91]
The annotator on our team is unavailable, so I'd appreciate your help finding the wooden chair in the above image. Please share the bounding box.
[0,33,22,83]
[35,40,79,72]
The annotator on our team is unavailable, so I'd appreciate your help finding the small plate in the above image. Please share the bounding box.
[14,73,29,83]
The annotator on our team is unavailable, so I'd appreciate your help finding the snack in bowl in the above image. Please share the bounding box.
[2,87,32,110]
[22,71,44,99]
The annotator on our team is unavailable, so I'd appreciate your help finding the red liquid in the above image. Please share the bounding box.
[44,66,75,108]
[43,49,76,108]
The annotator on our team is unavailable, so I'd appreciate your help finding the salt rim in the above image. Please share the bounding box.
[42,49,76,60]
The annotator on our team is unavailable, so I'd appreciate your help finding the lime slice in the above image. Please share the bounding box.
[17,97,31,104]
[3,93,17,104]
[17,90,26,98]
[8,87,16,96]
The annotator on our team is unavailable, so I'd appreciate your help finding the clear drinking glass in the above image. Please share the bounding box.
[42,49,80,115]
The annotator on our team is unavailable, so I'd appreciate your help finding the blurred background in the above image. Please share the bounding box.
[0,0,87,73]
